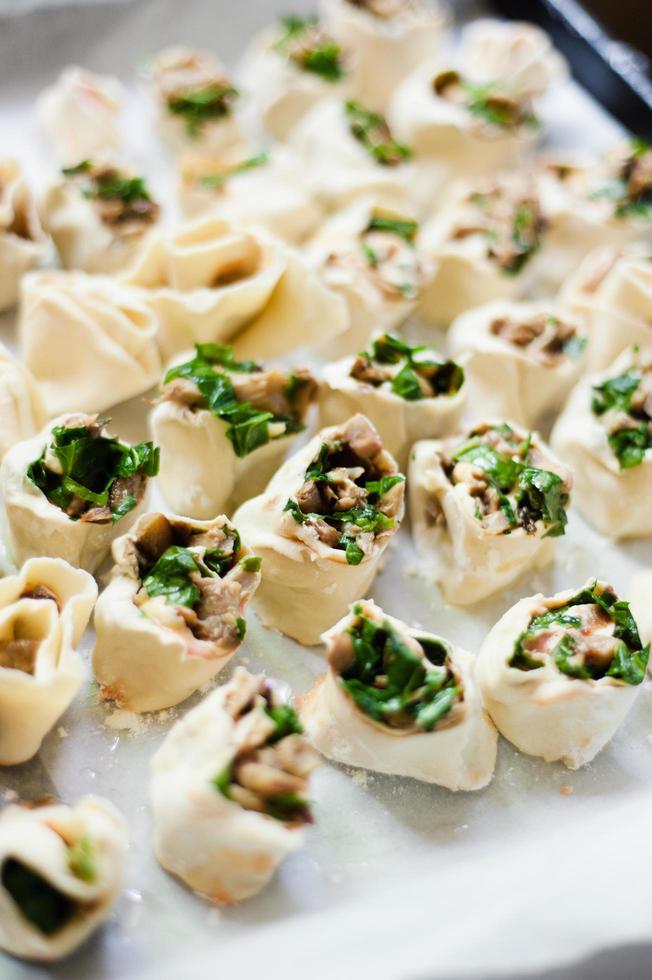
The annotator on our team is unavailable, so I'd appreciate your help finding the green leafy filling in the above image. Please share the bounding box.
[199,152,269,189]
[345,100,412,167]
[168,82,240,138]
[275,15,345,81]
[589,139,652,220]
[2,859,76,935]
[340,606,461,730]
[26,423,159,523]
[463,81,538,130]
[510,581,649,683]
[164,344,305,458]
[67,836,97,883]
[142,535,241,609]
[365,214,418,242]
[359,332,464,401]
[592,370,652,469]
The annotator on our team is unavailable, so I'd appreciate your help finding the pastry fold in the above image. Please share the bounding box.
[0,341,46,459]
[298,598,497,789]
[0,557,96,765]
[0,161,48,312]
[36,66,124,165]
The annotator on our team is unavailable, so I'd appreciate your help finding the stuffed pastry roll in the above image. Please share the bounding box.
[318,332,465,468]
[297,599,497,789]
[93,512,261,712]
[148,47,248,156]
[41,160,160,275]
[177,145,322,244]
[121,216,285,360]
[476,580,649,768]
[20,271,161,416]
[319,0,449,112]
[150,667,321,903]
[233,414,405,645]
[448,300,586,426]
[0,557,96,765]
[409,421,572,605]
[305,201,428,356]
[237,14,350,140]
[387,58,540,177]
[458,19,567,99]
[0,161,48,312]
[534,142,652,291]
[418,175,547,325]
[1,414,159,573]
[151,343,317,519]
[0,796,127,961]
[35,66,124,165]
[0,341,46,459]
[551,346,652,538]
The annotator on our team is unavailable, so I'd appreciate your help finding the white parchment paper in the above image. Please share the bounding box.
[1,2,651,978]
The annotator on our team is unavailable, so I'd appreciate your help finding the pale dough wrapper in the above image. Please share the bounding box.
[289,98,446,215]
[237,24,351,141]
[233,414,405,645]
[0,557,97,765]
[0,160,48,313]
[0,796,127,961]
[551,347,652,539]
[19,271,161,416]
[151,358,317,520]
[0,416,153,574]
[476,583,646,769]
[417,176,543,326]
[297,599,497,789]
[387,60,538,178]
[150,667,320,904]
[458,19,567,98]
[35,66,124,165]
[0,341,47,459]
[318,343,465,469]
[630,570,652,668]
[149,47,250,157]
[40,165,161,275]
[304,198,427,357]
[177,145,323,245]
[319,0,449,112]
[409,423,572,605]
[93,512,261,713]
[448,299,586,427]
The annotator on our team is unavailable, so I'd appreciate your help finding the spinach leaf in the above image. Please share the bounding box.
[608,423,650,469]
[592,372,641,415]
[275,15,344,81]
[359,333,464,400]
[516,467,568,538]
[1,860,75,936]
[200,152,269,189]
[168,83,239,138]
[142,546,201,609]
[265,703,304,742]
[345,100,412,167]
[67,836,96,883]
[366,215,418,242]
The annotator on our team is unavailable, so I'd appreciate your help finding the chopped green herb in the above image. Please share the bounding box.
[235,616,247,641]
[357,333,464,401]
[199,152,269,189]
[164,345,304,459]
[366,215,418,242]
[275,15,345,81]
[212,763,233,799]
[168,82,239,138]
[592,370,652,469]
[67,836,97,884]
[265,703,304,742]
[142,546,202,609]
[592,372,641,416]
[345,100,412,167]
[240,555,262,573]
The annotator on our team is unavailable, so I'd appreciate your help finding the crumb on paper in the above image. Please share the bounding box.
[104,709,150,735]
[57,726,68,738]
[348,768,372,789]
[560,784,573,797]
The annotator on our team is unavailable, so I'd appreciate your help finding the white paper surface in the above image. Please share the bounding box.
[1,2,652,979]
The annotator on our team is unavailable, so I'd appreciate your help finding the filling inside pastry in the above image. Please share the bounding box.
[161,343,317,458]
[325,211,423,300]
[212,670,320,823]
[432,68,539,133]
[329,603,464,731]
[182,151,269,193]
[350,332,464,400]
[344,0,425,19]
[589,139,652,221]
[592,354,652,469]
[274,15,346,81]
[60,160,159,233]
[436,421,570,537]
[489,311,586,365]
[448,181,547,275]
[283,414,404,564]
[27,415,159,525]
[1,819,97,936]
[126,513,259,651]
[154,49,240,138]
[345,100,412,167]
[510,580,649,683]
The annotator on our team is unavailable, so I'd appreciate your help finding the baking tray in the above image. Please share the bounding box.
[1,2,652,979]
